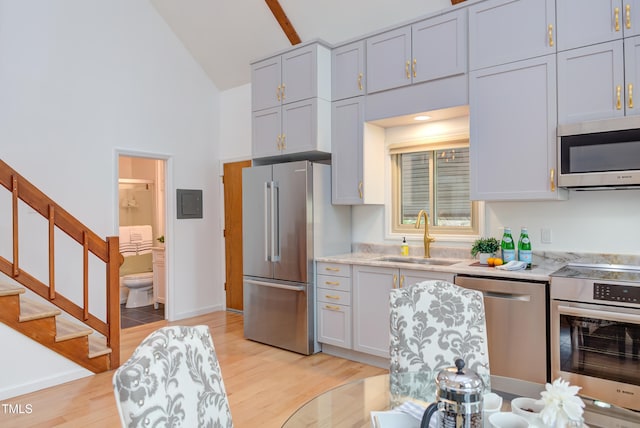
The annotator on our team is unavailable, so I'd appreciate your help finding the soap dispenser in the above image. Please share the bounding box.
[401,237,409,256]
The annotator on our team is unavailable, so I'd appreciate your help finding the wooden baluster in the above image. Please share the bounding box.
[12,175,19,277]
[49,205,56,299]
[83,231,89,321]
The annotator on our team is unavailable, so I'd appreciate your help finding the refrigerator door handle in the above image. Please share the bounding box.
[264,181,271,262]
[245,279,305,292]
[271,181,281,262]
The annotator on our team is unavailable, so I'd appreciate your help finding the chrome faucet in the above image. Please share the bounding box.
[415,209,435,258]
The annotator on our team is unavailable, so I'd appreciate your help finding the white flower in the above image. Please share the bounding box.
[536,378,585,427]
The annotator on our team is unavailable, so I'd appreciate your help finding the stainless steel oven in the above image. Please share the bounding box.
[550,263,640,411]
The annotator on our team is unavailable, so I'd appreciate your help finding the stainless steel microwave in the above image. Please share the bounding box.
[557,116,640,189]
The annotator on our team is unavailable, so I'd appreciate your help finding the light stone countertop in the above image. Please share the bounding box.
[316,252,563,282]
[317,244,640,283]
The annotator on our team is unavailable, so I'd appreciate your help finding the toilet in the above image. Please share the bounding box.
[122,272,154,308]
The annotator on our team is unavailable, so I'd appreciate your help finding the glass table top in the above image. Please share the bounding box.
[282,374,640,428]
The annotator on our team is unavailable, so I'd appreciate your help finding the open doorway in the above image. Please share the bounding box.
[118,155,167,328]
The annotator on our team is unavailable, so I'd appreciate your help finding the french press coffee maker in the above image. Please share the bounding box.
[420,359,485,428]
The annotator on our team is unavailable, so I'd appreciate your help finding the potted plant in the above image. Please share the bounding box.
[471,237,500,264]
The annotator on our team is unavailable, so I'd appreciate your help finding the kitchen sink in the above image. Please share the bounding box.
[374,256,461,266]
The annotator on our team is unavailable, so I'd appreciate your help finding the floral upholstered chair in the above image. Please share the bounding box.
[389,280,491,402]
[113,325,233,428]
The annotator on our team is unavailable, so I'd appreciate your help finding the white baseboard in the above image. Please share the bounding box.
[0,369,91,401]
[321,344,389,369]
[172,304,224,322]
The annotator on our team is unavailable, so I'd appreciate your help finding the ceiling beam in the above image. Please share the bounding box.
[264,0,301,45]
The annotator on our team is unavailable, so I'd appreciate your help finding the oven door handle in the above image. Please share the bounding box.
[558,305,640,323]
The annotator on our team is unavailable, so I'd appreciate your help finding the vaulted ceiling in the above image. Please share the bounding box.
[150,0,453,90]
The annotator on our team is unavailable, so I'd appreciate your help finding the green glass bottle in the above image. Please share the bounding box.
[501,227,515,262]
[518,227,532,268]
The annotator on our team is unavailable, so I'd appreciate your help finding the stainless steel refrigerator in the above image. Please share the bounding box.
[242,160,351,355]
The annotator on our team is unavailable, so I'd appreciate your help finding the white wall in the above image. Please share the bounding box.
[0,0,222,398]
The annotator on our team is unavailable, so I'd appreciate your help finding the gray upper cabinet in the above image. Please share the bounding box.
[468,0,555,71]
[251,43,331,112]
[252,98,331,159]
[366,9,467,94]
[366,26,412,94]
[557,41,625,123]
[558,36,640,123]
[556,0,640,52]
[331,97,384,205]
[332,41,366,101]
[470,55,566,200]
[411,9,467,84]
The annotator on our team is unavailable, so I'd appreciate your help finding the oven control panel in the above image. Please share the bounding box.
[594,282,640,304]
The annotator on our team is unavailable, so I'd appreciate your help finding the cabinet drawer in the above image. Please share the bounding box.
[317,262,351,277]
[317,289,351,306]
[317,274,351,292]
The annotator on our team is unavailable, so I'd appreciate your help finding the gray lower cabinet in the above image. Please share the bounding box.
[351,264,455,359]
[317,263,352,348]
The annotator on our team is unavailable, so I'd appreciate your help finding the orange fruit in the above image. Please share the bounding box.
[486,258,495,267]
[493,258,504,266]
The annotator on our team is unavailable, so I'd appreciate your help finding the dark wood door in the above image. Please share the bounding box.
[223,160,251,311]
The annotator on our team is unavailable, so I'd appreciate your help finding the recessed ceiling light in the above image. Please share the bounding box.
[414,115,431,121]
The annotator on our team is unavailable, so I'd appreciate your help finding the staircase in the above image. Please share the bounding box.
[0,159,120,373]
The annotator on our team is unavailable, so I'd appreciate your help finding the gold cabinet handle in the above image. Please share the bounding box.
[277,85,282,101]
[276,134,282,150]
[616,7,621,32]
[325,294,341,300]
[400,275,405,288]
[393,274,398,289]
[325,305,341,311]
[281,83,286,100]
[358,72,363,91]
[281,134,286,150]
[324,280,340,286]
[548,24,554,47]
[358,181,363,199]
[617,85,622,110]
[627,4,632,29]
[325,267,340,272]
[405,60,410,79]
[629,83,634,108]
[412,59,417,78]
[550,168,556,192]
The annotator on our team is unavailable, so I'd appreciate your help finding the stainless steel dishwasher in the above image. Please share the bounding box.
[454,275,548,392]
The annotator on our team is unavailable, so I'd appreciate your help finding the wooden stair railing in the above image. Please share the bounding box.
[0,159,120,370]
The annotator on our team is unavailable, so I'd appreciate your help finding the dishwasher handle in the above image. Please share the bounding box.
[483,291,531,302]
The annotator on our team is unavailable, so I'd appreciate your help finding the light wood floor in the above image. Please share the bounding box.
[0,311,387,427]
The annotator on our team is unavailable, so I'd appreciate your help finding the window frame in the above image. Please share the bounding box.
[390,138,479,237]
